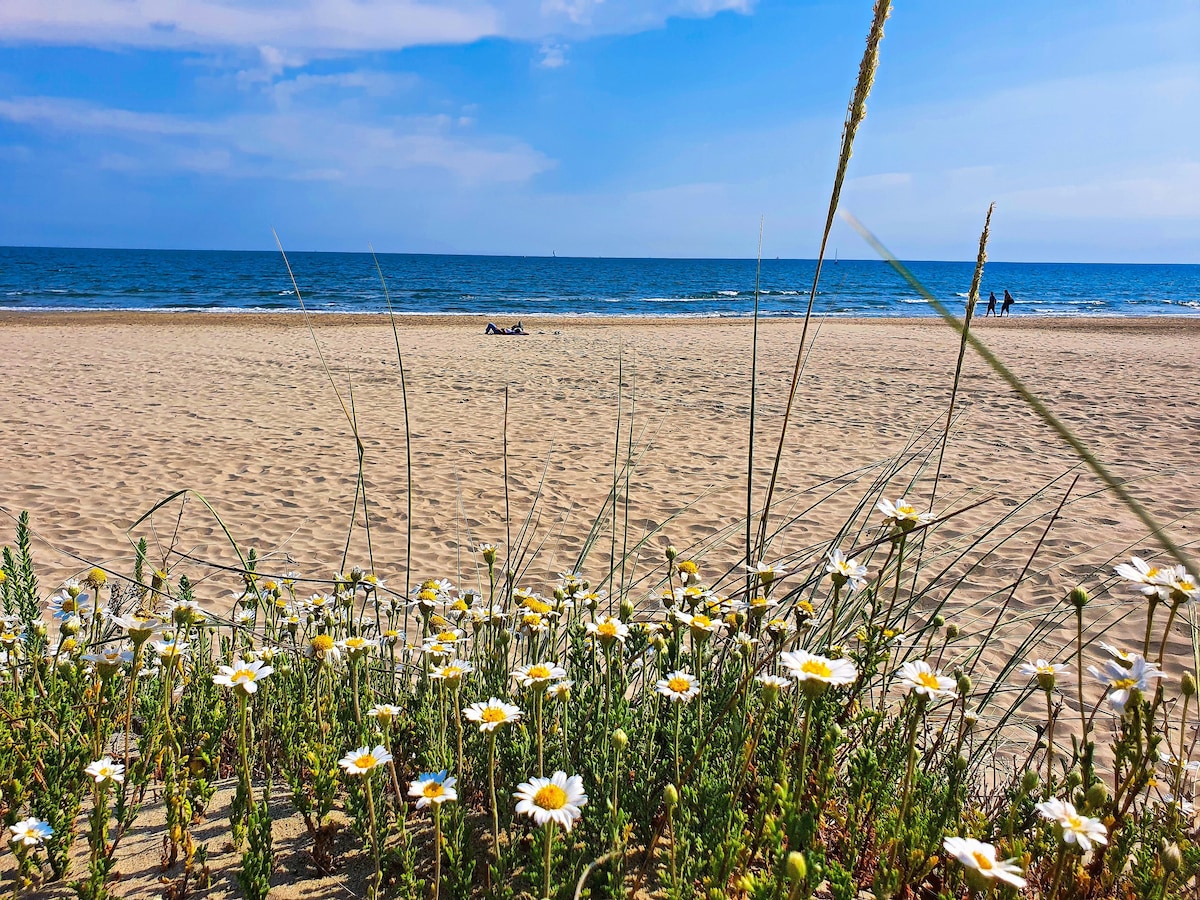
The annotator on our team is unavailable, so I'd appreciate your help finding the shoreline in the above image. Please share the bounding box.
[3,309,1200,330]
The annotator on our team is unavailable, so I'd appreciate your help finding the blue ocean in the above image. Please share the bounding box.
[1,246,1198,317]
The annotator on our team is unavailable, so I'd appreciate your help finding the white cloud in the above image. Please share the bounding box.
[0,96,553,184]
[537,40,568,68]
[0,0,755,52]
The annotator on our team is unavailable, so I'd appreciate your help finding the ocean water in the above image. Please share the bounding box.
[1,246,1198,317]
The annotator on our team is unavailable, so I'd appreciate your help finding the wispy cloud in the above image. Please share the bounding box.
[537,40,568,68]
[0,96,553,184]
[0,0,754,51]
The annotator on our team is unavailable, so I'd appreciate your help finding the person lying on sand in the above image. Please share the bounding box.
[485,321,527,335]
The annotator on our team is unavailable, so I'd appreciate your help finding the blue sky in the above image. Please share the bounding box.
[0,0,1197,261]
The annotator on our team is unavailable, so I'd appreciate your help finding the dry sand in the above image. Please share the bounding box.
[2,312,1198,896]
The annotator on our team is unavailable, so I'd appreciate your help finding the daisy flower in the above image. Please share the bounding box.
[304,633,342,666]
[212,657,274,694]
[676,559,700,586]
[85,757,125,785]
[465,698,524,732]
[1018,659,1070,691]
[656,670,700,704]
[408,771,458,808]
[547,679,574,701]
[781,650,858,695]
[514,771,588,831]
[338,745,393,776]
[896,660,958,700]
[942,837,1027,889]
[877,497,936,532]
[1115,556,1171,598]
[431,661,474,686]
[1034,798,1109,851]
[513,662,568,690]
[745,560,787,586]
[367,704,402,725]
[585,616,630,646]
[1088,653,1165,714]
[339,635,377,659]
[825,549,868,592]
[9,817,52,847]
[151,637,191,662]
[1164,566,1200,604]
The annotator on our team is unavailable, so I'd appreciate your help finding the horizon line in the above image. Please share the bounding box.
[2,243,1198,268]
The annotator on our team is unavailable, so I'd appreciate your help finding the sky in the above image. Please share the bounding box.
[0,0,1198,262]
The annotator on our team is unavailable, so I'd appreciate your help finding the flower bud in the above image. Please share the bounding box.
[933,614,946,627]
[1068,586,1090,609]
[664,784,679,808]
[956,673,972,696]
[1021,770,1040,794]
[1085,781,1109,811]
[482,545,497,566]
[665,545,678,562]
[1183,672,1197,698]
[86,567,108,589]
[946,624,960,639]
[1163,841,1182,873]
[613,728,628,752]
[619,598,635,622]
[786,851,807,884]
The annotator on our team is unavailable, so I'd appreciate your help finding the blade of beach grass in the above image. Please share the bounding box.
[747,215,764,602]
[909,204,994,597]
[754,0,891,563]
[370,246,415,602]
[841,211,1199,578]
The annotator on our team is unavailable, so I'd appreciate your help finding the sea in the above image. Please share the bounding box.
[2,246,1198,318]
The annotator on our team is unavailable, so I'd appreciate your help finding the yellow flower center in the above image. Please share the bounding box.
[525,598,552,615]
[668,677,692,693]
[971,852,994,871]
[598,622,618,636]
[916,672,941,690]
[232,668,256,683]
[692,615,712,629]
[423,782,445,798]
[437,631,459,642]
[678,561,698,575]
[346,638,366,649]
[443,666,463,678]
[418,589,438,603]
[1112,677,1138,691]
[1066,814,1084,830]
[354,754,377,770]
[311,635,334,653]
[533,784,567,810]
[528,665,552,680]
[481,707,506,723]
[800,659,832,679]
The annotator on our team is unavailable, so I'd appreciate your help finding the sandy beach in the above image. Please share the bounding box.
[3,311,1200,897]
[3,312,1197,641]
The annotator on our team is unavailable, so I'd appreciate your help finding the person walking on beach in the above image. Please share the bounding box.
[1001,290,1014,317]
[985,291,998,317]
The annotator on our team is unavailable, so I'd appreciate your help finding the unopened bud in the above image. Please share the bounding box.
[613,728,628,752]
[619,598,635,622]
[786,851,807,884]
[665,545,678,562]
[1163,841,1182,873]
[1183,672,1197,698]
[946,624,960,639]
[1068,586,1090,609]
[664,784,679,808]
[957,673,972,696]
[933,614,946,627]
[1085,782,1109,811]
[1021,770,1040,794]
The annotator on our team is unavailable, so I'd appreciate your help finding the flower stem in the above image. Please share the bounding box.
[543,820,556,900]
[364,777,381,900]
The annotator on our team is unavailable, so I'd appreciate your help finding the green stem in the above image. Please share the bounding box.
[365,777,381,900]
[543,821,556,900]
[488,733,500,862]
[433,804,442,900]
